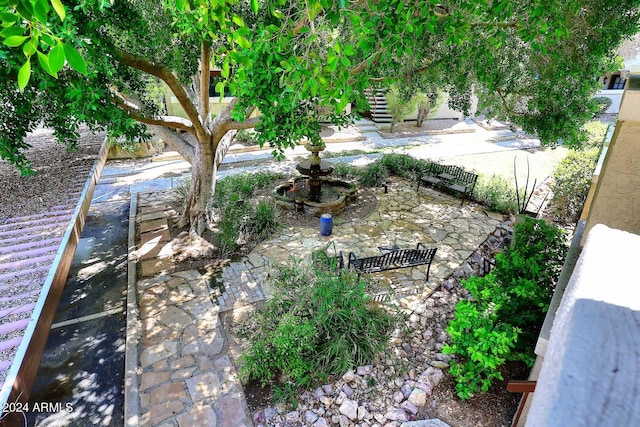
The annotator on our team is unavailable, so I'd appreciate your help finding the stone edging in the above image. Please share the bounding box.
[124,192,142,426]
[377,128,476,139]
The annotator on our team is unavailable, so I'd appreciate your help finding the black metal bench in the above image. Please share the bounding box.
[417,163,478,204]
[347,243,437,282]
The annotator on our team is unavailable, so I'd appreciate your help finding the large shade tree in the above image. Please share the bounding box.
[1,0,638,234]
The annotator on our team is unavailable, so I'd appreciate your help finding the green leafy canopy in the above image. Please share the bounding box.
[0,0,638,177]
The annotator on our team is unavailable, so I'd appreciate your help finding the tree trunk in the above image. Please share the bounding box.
[416,107,429,127]
[181,141,214,235]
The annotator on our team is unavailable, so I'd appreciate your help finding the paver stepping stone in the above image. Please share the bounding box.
[140,228,170,246]
[140,257,174,277]
[140,341,179,368]
[149,382,186,405]
[217,394,251,426]
[185,372,221,401]
[138,239,173,261]
[158,306,192,331]
[182,329,224,356]
[140,371,170,391]
[139,218,168,234]
[148,400,184,425]
[177,405,217,427]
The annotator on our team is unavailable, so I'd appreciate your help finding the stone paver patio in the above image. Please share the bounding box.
[245,176,503,306]
[131,176,504,426]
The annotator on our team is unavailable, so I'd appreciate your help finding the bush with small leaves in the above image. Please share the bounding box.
[473,174,518,214]
[379,153,430,181]
[444,217,568,399]
[386,84,417,132]
[550,148,599,224]
[234,129,260,145]
[332,162,360,180]
[593,96,613,116]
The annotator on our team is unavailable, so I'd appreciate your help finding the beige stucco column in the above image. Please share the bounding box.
[583,68,640,243]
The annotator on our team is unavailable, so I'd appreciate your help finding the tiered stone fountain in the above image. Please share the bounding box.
[273,142,357,216]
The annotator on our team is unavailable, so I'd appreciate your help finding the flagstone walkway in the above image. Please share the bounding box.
[130,177,504,426]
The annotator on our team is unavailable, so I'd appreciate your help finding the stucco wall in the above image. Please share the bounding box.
[527,225,640,427]
[584,70,640,241]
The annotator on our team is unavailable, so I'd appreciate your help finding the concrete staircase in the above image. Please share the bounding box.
[365,89,393,123]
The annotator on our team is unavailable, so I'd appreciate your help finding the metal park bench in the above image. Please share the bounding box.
[417,163,478,205]
[347,243,437,282]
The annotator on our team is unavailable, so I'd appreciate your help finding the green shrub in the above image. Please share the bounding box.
[550,148,598,224]
[322,149,372,159]
[379,153,430,180]
[243,201,281,242]
[211,172,285,253]
[332,162,360,180]
[358,161,388,187]
[445,283,520,399]
[386,84,417,132]
[213,171,285,206]
[414,90,445,127]
[239,263,399,397]
[235,129,260,145]
[444,218,568,399]
[214,193,249,254]
[593,96,612,116]
[581,120,608,150]
[473,174,518,214]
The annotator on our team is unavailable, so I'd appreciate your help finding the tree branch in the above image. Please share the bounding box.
[200,41,212,125]
[112,92,197,134]
[472,20,519,28]
[496,88,528,116]
[131,113,197,134]
[292,14,309,35]
[350,49,386,77]
[226,116,262,131]
[147,125,196,163]
[214,130,237,169]
[114,48,209,141]
[211,98,262,133]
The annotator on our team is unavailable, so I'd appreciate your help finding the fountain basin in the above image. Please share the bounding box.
[273,177,358,217]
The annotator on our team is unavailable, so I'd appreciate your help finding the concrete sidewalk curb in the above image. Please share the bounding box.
[151,131,368,164]
[124,192,141,427]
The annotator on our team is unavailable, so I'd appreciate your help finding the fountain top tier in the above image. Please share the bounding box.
[296,159,334,179]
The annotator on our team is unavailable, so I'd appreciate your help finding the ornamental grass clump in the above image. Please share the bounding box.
[444,217,568,399]
[239,262,399,398]
[210,172,285,254]
[357,160,388,187]
[379,153,430,180]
